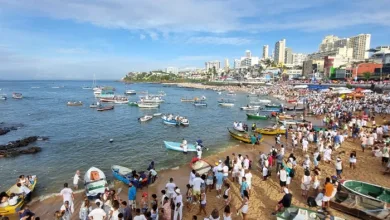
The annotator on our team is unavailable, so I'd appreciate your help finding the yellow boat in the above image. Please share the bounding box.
[227,128,263,144]
[256,128,286,135]
[0,177,38,215]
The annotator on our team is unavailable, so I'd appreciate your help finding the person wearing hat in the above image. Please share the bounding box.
[173,188,183,220]
[271,188,292,216]
[335,157,343,179]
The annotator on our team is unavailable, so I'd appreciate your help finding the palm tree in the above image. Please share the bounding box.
[264,59,272,69]
[363,72,371,81]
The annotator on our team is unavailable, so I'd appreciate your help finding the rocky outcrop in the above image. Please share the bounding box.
[0,136,46,158]
[0,122,23,136]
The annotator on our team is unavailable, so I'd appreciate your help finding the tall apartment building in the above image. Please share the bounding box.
[274,39,286,64]
[245,50,252,58]
[292,53,307,66]
[284,48,293,64]
[205,61,220,71]
[234,59,241,69]
[263,45,269,59]
[348,34,371,59]
[224,58,230,70]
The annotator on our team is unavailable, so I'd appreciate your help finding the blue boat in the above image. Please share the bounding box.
[162,118,178,125]
[261,108,282,112]
[163,141,197,152]
[111,165,133,185]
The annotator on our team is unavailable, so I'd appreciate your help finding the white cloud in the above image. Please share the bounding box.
[139,34,146,40]
[187,37,252,45]
[149,32,159,40]
[56,48,88,54]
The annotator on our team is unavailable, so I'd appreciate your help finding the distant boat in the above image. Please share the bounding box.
[193,100,207,106]
[12,93,23,99]
[138,115,153,122]
[218,99,234,107]
[0,94,7,100]
[153,113,162,116]
[181,97,195,102]
[90,103,98,108]
[97,105,114,111]
[114,100,129,104]
[31,87,40,89]
[82,86,92,90]
[67,101,83,106]
[163,141,197,152]
[124,90,136,95]
[51,86,60,89]
[138,103,159,108]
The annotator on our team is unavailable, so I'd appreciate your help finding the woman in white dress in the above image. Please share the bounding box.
[323,146,332,164]
[79,198,93,220]
[237,190,249,220]
[301,169,312,199]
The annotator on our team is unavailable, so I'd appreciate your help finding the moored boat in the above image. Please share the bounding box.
[12,93,23,99]
[342,180,390,204]
[1,94,7,100]
[276,206,344,220]
[178,117,190,126]
[153,113,162,116]
[193,100,207,106]
[67,101,83,106]
[138,103,159,108]
[124,90,136,95]
[246,113,269,120]
[97,105,114,111]
[227,128,262,144]
[114,100,129,104]
[284,106,305,111]
[139,115,153,122]
[84,167,107,198]
[256,127,286,135]
[90,103,98,108]
[265,103,282,108]
[181,98,195,102]
[163,141,197,152]
[128,102,139,107]
[190,159,212,175]
[0,176,37,215]
[240,106,261,111]
[111,165,132,185]
[218,99,235,107]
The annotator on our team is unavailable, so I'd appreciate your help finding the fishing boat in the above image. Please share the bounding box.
[218,99,235,107]
[111,165,133,185]
[265,103,282,108]
[287,99,297,103]
[278,120,306,125]
[227,91,236,96]
[0,176,37,215]
[240,106,261,111]
[153,113,162,116]
[0,94,7,100]
[342,180,390,204]
[256,127,286,135]
[162,117,178,125]
[95,88,115,98]
[114,100,129,104]
[257,99,272,103]
[233,124,246,132]
[193,100,207,106]
[84,167,107,198]
[190,159,212,175]
[140,96,164,103]
[276,206,344,220]
[124,90,136,95]
[278,114,295,120]
[67,101,83,106]
[246,113,269,120]
[261,108,282,112]
[12,93,23,99]
[138,115,153,122]
[163,141,197,152]
[227,128,263,144]
[128,102,139,107]
[90,103,98,108]
[284,106,305,111]
[181,98,195,102]
[138,103,159,108]
[178,117,190,126]
[97,105,114,111]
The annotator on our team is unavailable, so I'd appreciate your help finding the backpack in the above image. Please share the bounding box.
[316,154,321,161]
[289,168,295,178]
[307,197,317,207]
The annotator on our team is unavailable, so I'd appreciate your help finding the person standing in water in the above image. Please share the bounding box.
[73,170,81,190]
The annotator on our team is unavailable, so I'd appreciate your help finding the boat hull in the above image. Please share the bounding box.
[84,167,107,197]
[246,114,268,120]
[190,159,212,175]
[163,141,197,152]
[342,180,390,204]
[112,165,132,185]
[227,128,263,144]
[138,104,159,108]
[163,119,178,125]
[256,128,286,135]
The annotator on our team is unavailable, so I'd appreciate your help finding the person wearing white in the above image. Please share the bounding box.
[60,183,74,210]
[173,188,183,220]
[60,201,74,220]
[88,202,106,220]
[243,157,250,170]
[196,145,202,159]
[165,178,176,199]
[302,139,309,153]
[189,170,196,186]
[222,164,229,180]
[73,170,81,190]
[244,170,252,190]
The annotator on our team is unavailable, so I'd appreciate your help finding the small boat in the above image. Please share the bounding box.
[181,98,195,102]
[218,99,235,107]
[84,167,107,198]
[0,176,37,215]
[163,141,197,152]
[51,86,60,89]
[193,101,207,106]
[261,108,282,112]
[342,180,390,204]
[97,105,114,111]
[67,101,83,106]
[217,91,222,95]
[90,103,99,108]
[287,99,297,103]
[190,159,212,176]
[12,93,23,99]
[124,90,136,95]
[265,104,282,108]
[233,124,246,132]
[178,117,190,126]
[246,113,269,120]
[153,113,162,116]
[227,128,263,144]
[240,106,261,111]
[284,107,305,111]
[227,91,236,96]
[276,206,344,220]
[128,102,139,107]
[257,99,271,103]
[139,115,153,122]
[256,128,286,135]
[111,165,133,185]
[162,118,178,125]
[278,120,307,125]
[278,114,295,120]
[31,87,40,89]
[138,103,159,108]
[114,100,129,104]
[140,96,164,103]
[82,86,92,90]
[1,94,7,100]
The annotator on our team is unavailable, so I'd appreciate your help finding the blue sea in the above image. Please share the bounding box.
[0,81,277,195]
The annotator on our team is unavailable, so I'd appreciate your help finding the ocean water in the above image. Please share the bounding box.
[0,81,278,196]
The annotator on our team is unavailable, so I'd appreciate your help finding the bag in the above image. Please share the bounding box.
[289,168,295,178]
[307,197,317,207]
[316,154,321,161]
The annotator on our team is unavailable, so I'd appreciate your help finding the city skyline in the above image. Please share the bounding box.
[0,0,389,79]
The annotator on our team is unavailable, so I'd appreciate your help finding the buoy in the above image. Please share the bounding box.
[109,139,114,143]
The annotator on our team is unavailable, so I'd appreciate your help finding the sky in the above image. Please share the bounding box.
[0,0,389,80]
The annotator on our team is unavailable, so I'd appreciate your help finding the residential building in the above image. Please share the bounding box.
[263,45,269,59]
[274,39,286,64]
[241,57,259,68]
[348,34,371,59]
[284,48,293,65]
[245,50,252,58]
[286,69,303,79]
[302,59,324,76]
[234,59,241,69]
[292,53,307,66]
[370,46,390,64]
[165,67,178,75]
[205,61,221,71]
[224,58,230,70]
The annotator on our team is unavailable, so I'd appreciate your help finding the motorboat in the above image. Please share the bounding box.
[218,99,235,107]
[114,100,129,104]
[240,106,261,111]
[138,115,153,122]
[1,94,7,100]
[153,113,162,116]
[193,100,207,106]
[84,167,107,198]
[138,103,159,108]
[124,90,136,95]
[140,96,164,103]
[67,101,83,106]
[178,117,190,126]
[97,105,114,111]
[162,115,178,125]
[12,93,23,99]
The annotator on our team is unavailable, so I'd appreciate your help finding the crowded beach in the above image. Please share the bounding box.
[2,81,390,220]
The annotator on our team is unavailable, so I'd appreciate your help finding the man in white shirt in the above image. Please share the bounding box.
[196,145,202,159]
[277,166,287,192]
[189,170,196,186]
[302,138,309,153]
[192,173,204,202]
[243,156,250,170]
[244,170,253,191]
[165,178,176,199]
[73,170,80,190]
[173,188,183,220]
[88,202,106,220]
[60,183,74,211]
[222,163,229,181]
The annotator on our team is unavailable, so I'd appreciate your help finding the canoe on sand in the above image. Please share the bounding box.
[256,128,286,135]
[112,165,132,185]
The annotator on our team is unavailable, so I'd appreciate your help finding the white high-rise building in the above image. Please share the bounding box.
[284,48,293,64]
[292,53,307,66]
[224,58,230,70]
[317,34,370,60]
[245,50,252,58]
[263,45,269,59]
[348,34,371,59]
[205,61,220,71]
[274,39,286,64]
[234,59,241,69]
[166,67,178,74]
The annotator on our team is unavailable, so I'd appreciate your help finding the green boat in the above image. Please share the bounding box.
[342,180,390,203]
[246,113,269,120]
[128,102,138,107]
[276,206,345,220]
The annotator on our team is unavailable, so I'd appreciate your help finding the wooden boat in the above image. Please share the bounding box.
[163,141,197,152]
[153,113,162,116]
[138,103,159,108]
[0,176,37,215]
[12,93,23,99]
[276,206,344,220]
[246,113,269,120]
[256,128,286,135]
[111,165,132,185]
[181,98,195,102]
[218,99,235,107]
[162,118,178,125]
[124,90,136,95]
[278,114,295,120]
[257,99,271,103]
[114,100,129,104]
[278,120,304,125]
[193,100,207,106]
[190,159,212,175]
[284,107,305,111]
[138,115,153,122]
[97,105,114,111]
[128,102,139,107]
[265,104,282,108]
[342,180,390,204]
[240,106,261,111]
[84,167,107,198]
[67,101,83,106]
[178,117,190,126]
[227,128,262,144]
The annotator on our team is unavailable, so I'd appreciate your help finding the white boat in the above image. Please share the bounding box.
[219,102,234,107]
[217,91,222,95]
[140,96,164,103]
[265,82,273,86]
[84,167,107,198]
[227,91,236,96]
[233,124,245,132]
[0,94,7,100]
[12,93,23,99]
[138,103,159,108]
[153,113,162,116]
[51,86,60,89]
[114,100,129,104]
[124,90,136,95]
[258,99,271,103]
[240,106,261,111]
[138,115,153,122]
[90,104,98,108]
[82,86,92,90]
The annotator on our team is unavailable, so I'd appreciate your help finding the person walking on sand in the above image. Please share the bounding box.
[161,197,171,220]
[215,168,224,198]
[128,182,137,211]
[73,170,81,190]
[349,151,357,169]
[60,200,73,220]
[165,178,176,199]
[60,183,74,212]
[237,190,249,220]
[278,166,287,193]
[173,188,183,220]
[196,188,207,216]
[335,157,343,179]
[88,202,106,220]
[301,169,311,199]
[192,174,204,203]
